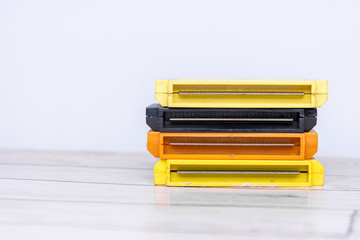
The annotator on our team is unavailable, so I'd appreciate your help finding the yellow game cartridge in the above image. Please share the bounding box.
[147,131,318,160]
[155,79,328,108]
[154,159,324,187]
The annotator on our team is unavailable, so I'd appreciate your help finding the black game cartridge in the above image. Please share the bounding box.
[146,103,317,133]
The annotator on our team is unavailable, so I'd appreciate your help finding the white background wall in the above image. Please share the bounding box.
[0,0,359,157]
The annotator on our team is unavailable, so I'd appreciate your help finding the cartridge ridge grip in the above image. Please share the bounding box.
[315,80,328,107]
[145,104,160,131]
[154,160,167,185]
[304,108,317,132]
[311,159,325,186]
[147,131,160,158]
[305,131,318,159]
[155,80,169,107]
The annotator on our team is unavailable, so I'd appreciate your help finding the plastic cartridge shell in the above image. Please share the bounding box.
[154,159,324,187]
[146,104,317,133]
[147,131,318,160]
[155,79,328,108]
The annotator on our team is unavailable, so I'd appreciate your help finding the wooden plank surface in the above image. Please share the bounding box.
[0,150,359,239]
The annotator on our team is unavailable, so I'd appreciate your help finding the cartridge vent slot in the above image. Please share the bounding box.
[171,84,312,105]
[163,111,300,131]
[169,163,309,184]
[163,136,301,156]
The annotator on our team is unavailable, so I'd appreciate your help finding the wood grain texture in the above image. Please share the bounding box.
[0,149,359,239]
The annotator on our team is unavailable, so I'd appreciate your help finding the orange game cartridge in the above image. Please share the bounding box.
[154,159,324,187]
[147,131,318,160]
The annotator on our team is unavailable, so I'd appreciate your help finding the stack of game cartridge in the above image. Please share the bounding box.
[146,80,328,187]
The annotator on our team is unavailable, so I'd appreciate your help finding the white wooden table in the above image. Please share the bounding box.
[0,150,359,240]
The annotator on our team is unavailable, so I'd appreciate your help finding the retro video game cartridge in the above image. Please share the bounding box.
[155,79,328,108]
[147,131,318,160]
[146,103,317,133]
[154,159,324,187]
